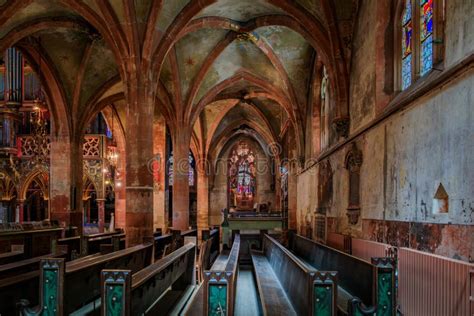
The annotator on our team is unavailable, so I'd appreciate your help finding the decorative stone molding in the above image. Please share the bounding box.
[332,116,350,138]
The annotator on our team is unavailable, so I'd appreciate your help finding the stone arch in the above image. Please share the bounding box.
[19,168,49,201]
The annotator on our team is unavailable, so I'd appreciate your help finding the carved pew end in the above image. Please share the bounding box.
[101,270,132,316]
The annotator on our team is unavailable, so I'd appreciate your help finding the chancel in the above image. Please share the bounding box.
[0,0,472,315]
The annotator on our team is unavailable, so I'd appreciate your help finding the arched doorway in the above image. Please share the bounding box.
[83,177,98,227]
[0,174,17,223]
[22,172,49,222]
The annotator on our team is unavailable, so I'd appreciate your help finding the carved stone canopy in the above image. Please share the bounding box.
[332,116,350,138]
[345,142,363,172]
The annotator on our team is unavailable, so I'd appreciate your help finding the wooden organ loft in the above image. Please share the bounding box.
[0,47,117,232]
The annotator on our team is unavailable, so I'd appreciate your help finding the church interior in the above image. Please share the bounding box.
[0,0,472,315]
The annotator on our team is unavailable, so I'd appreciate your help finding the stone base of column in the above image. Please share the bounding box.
[126,188,153,246]
[126,212,153,246]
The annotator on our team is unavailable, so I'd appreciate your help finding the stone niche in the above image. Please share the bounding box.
[345,143,363,225]
[432,183,449,214]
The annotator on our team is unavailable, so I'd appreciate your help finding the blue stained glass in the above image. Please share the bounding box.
[420,0,433,75]
[421,0,433,40]
[402,55,412,90]
[402,21,413,57]
[0,72,4,100]
[421,35,433,76]
[402,0,412,24]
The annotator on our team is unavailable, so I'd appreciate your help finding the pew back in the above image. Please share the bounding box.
[289,233,375,306]
[18,243,153,315]
[262,234,338,316]
[100,243,196,315]
[203,234,240,316]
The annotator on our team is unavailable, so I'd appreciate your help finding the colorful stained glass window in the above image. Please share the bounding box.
[420,0,433,76]
[0,69,4,101]
[402,0,413,90]
[228,141,256,210]
[167,151,195,186]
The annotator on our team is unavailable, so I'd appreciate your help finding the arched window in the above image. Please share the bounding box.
[420,0,434,76]
[228,141,256,210]
[320,66,329,150]
[167,150,195,187]
[400,0,442,90]
[401,0,413,90]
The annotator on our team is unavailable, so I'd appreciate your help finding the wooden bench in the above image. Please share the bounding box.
[0,247,67,280]
[101,243,196,315]
[81,230,124,256]
[202,233,240,315]
[202,228,219,269]
[16,242,153,315]
[153,229,198,260]
[0,244,24,265]
[57,236,81,260]
[289,233,396,316]
[0,227,63,260]
[251,234,338,316]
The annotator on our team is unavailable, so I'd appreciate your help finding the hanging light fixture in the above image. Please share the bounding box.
[106,107,119,167]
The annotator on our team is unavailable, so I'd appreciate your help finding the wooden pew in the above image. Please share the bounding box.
[0,244,24,265]
[16,242,153,315]
[0,247,67,280]
[203,233,241,315]
[98,233,126,255]
[57,236,80,260]
[289,233,396,316]
[153,233,173,259]
[81,230,123,255]
[153,229,198,260]
[202,228,219,269]
[251,234,338,316]
[0,227,63,259]
[101,243,196,315]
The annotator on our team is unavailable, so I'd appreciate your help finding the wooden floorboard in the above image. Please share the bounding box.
[235,268,261,316]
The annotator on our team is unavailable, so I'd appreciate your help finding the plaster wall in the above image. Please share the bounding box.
[297,0,474,261]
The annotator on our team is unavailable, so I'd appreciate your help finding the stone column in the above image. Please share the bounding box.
[125,83,154,246]
[17,200,24,223]
[197,161,209,240]
[49,132,72,227]
[153,113,166,232]
[97,199,105,232]
[171,127,190,230]
[68,137,84,235]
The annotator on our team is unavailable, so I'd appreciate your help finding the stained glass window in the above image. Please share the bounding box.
[0,66,4,101]
[420,0,433,76]
[167,151,195,186]
[228,141,256,210]
[402,0,413,90]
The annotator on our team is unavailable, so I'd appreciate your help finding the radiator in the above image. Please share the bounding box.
[398,247,474,316]
[351,238,390,262]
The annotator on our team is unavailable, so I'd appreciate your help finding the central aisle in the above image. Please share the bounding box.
[235,268,261,316]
